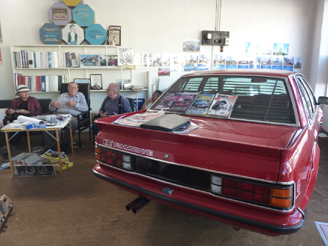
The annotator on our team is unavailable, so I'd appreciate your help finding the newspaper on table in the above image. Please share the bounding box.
[112,110,165,127]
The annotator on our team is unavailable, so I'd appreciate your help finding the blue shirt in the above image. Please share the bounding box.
[100,94,132,115]
[49,92,88,116]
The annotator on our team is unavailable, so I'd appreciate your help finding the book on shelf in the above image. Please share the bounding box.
[48,52,53,68]
[36,76,41,92]
[207,93,238,117]
[27,51,34,68]
[41,75,46,92]
[185,93,216,115]
[70,52,78,67]
[100,54,106,67]
[117,79,131,90]
[107,55,118,66]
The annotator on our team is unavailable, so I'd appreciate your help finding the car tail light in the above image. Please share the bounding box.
[211,174,293,210]
[95,147,133,171]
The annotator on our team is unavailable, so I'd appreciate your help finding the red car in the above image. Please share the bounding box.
[93,70,328,235]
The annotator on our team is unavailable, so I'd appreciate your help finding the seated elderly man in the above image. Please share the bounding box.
[92,83,132,135]
[49,82,88,153]
[0,85,52,158]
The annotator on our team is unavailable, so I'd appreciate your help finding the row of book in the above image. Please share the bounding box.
[14,73,68,92]
[12,50,119,69]
[12,50,78,69]
[153,92,238,117]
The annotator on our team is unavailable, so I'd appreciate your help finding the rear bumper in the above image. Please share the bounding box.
[93,165,304,235]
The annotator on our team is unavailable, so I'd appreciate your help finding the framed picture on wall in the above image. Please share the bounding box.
[74,78,90,84]
[90,74,102,90]
[107,25,121,46]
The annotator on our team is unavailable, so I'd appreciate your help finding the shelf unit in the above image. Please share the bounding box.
[10,45,133,93]
[10,45,146,112]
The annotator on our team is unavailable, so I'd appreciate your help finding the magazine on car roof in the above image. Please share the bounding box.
[186,93,216,115]
[207,94,238,117]
[154,91,199,112]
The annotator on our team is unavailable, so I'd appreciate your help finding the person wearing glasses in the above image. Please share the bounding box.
[49,82,88,153]
[92,83,132,135]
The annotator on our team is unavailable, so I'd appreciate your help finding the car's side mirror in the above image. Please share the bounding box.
[317,96,328,105]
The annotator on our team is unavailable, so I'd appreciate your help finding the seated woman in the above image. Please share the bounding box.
[141,90,162,110]
[0,85,52,158]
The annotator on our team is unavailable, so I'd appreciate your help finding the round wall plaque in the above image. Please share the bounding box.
[49,3,72,27]
[62,23,85,45]
[85,24,106,45]
[40,23,62,45]
[72,4,94,27]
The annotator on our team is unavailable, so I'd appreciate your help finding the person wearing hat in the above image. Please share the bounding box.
[0,85,51,159]
[5,85,42,118]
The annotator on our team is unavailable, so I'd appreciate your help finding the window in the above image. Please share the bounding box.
[296,77,315,121]
[153,75,295,124]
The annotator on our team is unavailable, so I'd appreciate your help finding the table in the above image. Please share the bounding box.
[1,117,74,176]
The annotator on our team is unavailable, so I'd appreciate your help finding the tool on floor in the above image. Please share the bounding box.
[0,194,13,229]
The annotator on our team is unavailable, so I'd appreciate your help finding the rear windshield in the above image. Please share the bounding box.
[151,76,295,124]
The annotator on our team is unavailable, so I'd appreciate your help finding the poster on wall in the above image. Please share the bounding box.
[213,54,225,70]
[294,57,302,69]
[261,56,272,69]
[0,21,3,43]
[226,56,237,69]
[272,56,283,70]
[183,41,200,52]
[171,54,183,72]
[273,43,289,56]
[245,42,261,56]
[283,57,294,71]
[237,55,249,69]
[0,46,3,66]
[196,54,210,71]
[158,67,170,76]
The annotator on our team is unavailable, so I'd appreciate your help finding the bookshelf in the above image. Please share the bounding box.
[10,45,145,112]
[10,45,133,92]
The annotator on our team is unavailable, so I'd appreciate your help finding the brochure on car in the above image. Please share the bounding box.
[207,94,238,117]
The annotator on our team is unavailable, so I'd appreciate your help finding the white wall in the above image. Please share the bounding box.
[0,0,327,125]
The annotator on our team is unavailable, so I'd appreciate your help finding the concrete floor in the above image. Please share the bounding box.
[0,133,327,246]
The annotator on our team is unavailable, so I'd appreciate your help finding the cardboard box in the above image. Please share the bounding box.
[53,161,73,171]
[12,153,41,166]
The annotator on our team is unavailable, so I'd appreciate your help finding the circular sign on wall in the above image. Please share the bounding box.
[49,3,72,27]
[62,23,84,45]
[40,23,62,45]
[72,4,94,27]
[62,0,83,8]
[85,24,106,45]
